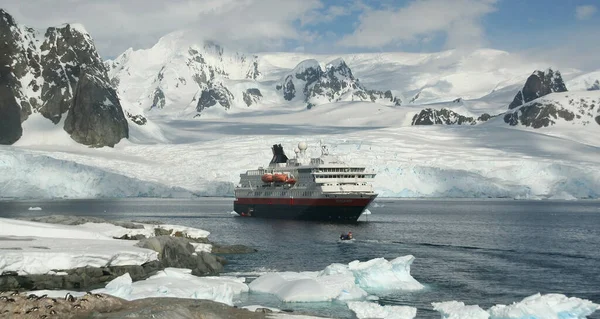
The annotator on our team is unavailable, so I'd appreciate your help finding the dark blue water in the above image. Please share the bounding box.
[1,198,599,318]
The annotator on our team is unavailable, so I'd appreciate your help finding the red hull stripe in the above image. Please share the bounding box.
[235,197,374,206]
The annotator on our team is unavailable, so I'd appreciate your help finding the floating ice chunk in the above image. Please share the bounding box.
[432,301,489,319]
[347,301,417,319]
[248,273,288,294]
[349,255,424,293]
[487,293,600,319]
[95,268,248,306]
[249,272,360,302]
[249,256,422,303]
[277,278,328,302]
[28,207,42,211]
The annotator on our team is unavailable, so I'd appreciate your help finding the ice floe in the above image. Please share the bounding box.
[347,301,417,319]
[93,268,248,306]
[248,255,422,302]
[487,293,600,319]
[432,294,600,319]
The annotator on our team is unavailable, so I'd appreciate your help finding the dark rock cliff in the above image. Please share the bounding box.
[0,9,128,147]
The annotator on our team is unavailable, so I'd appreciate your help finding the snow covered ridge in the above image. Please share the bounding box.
[276,58,402,109]
[0,217,210,275]
[105,31,261,119]
[504,91,600,128]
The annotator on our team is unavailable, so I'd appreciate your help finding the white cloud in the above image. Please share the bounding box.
[575,5,597,20]
[338,0,497,49]
[0,0,322,58]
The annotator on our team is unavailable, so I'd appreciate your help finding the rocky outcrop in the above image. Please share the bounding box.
[243,88,262,106]
[504,102,573,128]
[353,89,402,106]
[411,108,493,125]
[136,236,224,276]
[0,262,161,291]
[0,9,42,122]
[151,87,166,109]
[196,82,234,112]
[126,112,147,125]
[0,9,129,147]
[39,24,108,124]
[276,58,402,108]
[508,69,567,109]
[0,84,23,145]
[64,73,129,147]
[504,95,600,128]
[588,80,600,91]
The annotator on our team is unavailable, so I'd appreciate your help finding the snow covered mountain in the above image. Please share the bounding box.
[0,9,128,147]
[276,58,402,108]
[2,15,600,200]
[105,32,261,118]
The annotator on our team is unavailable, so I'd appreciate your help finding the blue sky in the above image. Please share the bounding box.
[1,0,598,69]
[294,0,600,53]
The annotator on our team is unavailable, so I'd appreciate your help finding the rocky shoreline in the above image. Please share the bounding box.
[1,215,256,292]
[0,291,273,319]
[0,215,281,319]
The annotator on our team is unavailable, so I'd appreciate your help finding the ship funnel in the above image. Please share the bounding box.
[270,144,289,164]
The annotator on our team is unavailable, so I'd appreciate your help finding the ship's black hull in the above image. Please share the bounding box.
[233,199,374,222]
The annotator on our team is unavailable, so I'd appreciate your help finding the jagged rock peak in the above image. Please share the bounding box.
[0,8,17,26]
[0,9,128,147]
[508,68,567,109]
[291,59,323,82]
[64,73,129,147]
[325,58,355,80]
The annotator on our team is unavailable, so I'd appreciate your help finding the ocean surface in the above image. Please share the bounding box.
[1,198,599,318]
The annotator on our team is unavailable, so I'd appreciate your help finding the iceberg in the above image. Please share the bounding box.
[248,256,422,302]
[348,255,424,293]
[94,268,248,306]
[432,301,490,319]
[487,293,600,319]
[347,301,417,319]
[432,294,599,319]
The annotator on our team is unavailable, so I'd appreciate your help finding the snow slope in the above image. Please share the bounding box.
[4,91,600,200]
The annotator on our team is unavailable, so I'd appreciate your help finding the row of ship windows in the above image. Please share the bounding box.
[317,175,371,179]
[252,191,317,197]
[317,168,364,172]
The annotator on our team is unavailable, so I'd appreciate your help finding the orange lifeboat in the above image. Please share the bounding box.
[273,173,288,183]
[285,177,297,185]
[261,173,273,183]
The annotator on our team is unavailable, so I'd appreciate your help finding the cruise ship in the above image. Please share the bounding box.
[233,142,378,221]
